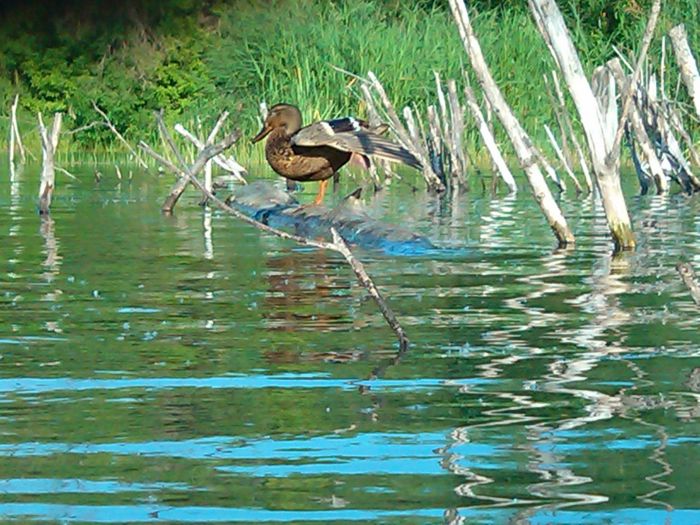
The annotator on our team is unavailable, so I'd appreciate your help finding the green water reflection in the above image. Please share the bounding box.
[1,162,699,523]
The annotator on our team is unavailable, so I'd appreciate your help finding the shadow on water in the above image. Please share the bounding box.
[0,166,699,523]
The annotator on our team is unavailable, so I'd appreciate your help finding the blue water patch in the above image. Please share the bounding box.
[0,375,493,395]
[117,307,161,314]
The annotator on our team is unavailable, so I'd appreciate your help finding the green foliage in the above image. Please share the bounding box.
[0,0,697,152]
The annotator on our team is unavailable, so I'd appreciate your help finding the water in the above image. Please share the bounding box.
[1,163,700,523]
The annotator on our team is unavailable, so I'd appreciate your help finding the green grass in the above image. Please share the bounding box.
[0,0,698,181]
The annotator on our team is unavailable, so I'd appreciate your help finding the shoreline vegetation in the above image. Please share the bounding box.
[0,0,697,165]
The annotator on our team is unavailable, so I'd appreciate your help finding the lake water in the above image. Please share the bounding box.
[1,162,699,523]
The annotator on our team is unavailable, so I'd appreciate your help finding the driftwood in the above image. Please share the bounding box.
[448,0,574,246]
[608,58,667,193]
[544,123,582,193]
[229,182,435,255]
[364,71,445,193]
[140,123,410,350]
[528,0,661,250]
[677,263,700,306]
[669,24,700,119]
[37,112,62,215]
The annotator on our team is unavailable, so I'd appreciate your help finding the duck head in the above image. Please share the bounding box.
[252,103,303,143]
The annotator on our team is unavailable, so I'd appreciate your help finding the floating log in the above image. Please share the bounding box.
[228,182,436,256]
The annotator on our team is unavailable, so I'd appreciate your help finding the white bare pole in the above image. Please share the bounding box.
[669,24,700,119]
[550,70,593,192]
[174,113,247,184]
[463,85,517,193]
[37,112,63,215]
[529,0,661,250]
[10,93,27,168]
[366,71,446,193]
[448,0,574,245]
[544,124,583,193]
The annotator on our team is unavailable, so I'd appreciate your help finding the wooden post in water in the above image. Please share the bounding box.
[37,112,62,215]
[8,94,26,179]
[528,0,661,250]
[448,0,575,246]
[669,24,700,120]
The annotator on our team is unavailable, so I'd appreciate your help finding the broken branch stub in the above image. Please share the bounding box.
[37,112,62,215]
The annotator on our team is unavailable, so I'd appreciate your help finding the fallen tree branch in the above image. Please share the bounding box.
[677,262,700,306]
[139,129,409,350]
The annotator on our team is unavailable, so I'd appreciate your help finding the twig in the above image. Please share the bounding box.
[92,102,147,168]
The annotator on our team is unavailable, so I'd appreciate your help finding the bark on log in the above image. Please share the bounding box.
[448,0,574,246]
[37,112,62,215]
[669,24,700,119]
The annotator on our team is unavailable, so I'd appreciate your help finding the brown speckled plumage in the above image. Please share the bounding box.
[252,104,421,202]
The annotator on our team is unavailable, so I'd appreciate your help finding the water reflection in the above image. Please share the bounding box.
[1,172,699,523]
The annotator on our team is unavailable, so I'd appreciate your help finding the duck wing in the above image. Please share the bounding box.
[291,118,421,170]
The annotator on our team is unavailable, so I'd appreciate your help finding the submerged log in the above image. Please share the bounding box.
[228,182,436,256]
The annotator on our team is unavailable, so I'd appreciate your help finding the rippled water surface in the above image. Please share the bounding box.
[1,163,700,523]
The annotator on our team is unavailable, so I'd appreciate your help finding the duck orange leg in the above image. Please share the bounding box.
[313,179,329,205]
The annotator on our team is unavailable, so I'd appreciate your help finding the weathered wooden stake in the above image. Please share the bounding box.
[93,102,148,168]
[37,112,62,215]
[669,24,700,119]
[528,0,662,249]
[448,0,574,245]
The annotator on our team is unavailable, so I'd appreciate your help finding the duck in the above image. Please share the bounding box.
[252,103,421,204]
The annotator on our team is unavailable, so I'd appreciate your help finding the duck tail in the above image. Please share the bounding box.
[360,134,422,170]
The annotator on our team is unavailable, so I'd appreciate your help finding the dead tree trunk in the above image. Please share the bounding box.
[669,24,700,119]
[529,0,660,250]
[448,0,574,246]
[37,112,62,215]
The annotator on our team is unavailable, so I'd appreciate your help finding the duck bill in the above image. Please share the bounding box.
[251,124,272,143]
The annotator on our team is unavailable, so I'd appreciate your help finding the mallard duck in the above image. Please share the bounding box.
[252,103,421,204]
